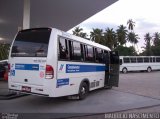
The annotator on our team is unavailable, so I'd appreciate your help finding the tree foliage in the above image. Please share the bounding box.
[90,28,104,44]
[116,25,128,46]
[0,43,10,60]
[72,20,160,56]
[127,19,135,31]
[114,45,137,56]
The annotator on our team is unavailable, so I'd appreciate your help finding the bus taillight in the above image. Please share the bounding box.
[45,65,54,79]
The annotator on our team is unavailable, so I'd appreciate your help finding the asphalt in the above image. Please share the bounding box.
[0,71,160,119]
[0,81,28,100]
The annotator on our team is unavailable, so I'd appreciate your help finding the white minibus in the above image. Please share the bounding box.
[8,28,120,99]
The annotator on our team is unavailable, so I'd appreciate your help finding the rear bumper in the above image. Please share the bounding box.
[9,89,49,97]
[9,82,50,97]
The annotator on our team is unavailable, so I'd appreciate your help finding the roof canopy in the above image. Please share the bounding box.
[0,0,118,42]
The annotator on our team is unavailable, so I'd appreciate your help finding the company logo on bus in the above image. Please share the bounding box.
[59,64,64,71]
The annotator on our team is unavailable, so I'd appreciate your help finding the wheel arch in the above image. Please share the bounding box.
[122,67,128,72]
[78,78,90,92]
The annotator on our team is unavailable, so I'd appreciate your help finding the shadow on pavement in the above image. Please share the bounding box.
[0,80,29,100]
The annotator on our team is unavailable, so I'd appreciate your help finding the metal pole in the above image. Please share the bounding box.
[23,0,30,29]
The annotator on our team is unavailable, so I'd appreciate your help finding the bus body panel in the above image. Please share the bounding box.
[56,61,105,97]
[8,27,119,98]
[9,57,46,86]
[9,28,54,96]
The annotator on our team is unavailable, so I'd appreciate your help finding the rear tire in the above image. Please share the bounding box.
[122,68,127,73]
[147,67,152,73]
[78,82,89,100]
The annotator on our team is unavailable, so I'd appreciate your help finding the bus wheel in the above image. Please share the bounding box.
[122,68,127,73]
[78,82,89,100]
[147,67,152,73]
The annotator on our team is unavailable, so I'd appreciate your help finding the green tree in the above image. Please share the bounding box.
[114,45,137,56]
[104,28,116,50]
[151,45,160,56]
[116,25,128,46]
[72,27,87,38]
[0,43,10,60]
[90,28,104,44]
[127,19,135,31]
[127,32,139,49]
[153,32,160,46]
[144,33,152,56]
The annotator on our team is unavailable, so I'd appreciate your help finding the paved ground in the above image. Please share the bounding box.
[117,71,160,99]
[68,71,160,119]
[0,71,160,119]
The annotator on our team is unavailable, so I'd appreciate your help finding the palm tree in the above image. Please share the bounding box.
[72,27,83,36]
[79,32,88,39]
[127,19,135,31]
[127,32,139,47]
[116,25,128,46]
[127,32,139,54]
[144,33,152,56]
[90,28,104,44]
[72,27,88,39]
[153,32,160,46]
[104,28,116,50]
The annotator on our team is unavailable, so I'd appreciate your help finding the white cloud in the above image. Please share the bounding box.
[69,0,160,52]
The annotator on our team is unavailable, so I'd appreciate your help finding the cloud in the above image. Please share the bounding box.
[80,21,118,31]
[132,19,160,51]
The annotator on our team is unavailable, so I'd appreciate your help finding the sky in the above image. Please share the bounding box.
[69,0,160,53]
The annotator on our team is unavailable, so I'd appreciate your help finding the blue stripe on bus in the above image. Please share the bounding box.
[66,64,107,73]
[15,64,39,71]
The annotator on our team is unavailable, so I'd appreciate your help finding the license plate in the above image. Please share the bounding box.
[22,86,31,92]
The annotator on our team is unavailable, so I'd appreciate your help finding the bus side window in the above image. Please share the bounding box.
[130,58,136,63]
[153,57,155,62]
[95,48,103,63]
[156,57,160,62]
[120,59,122,65]
[137,58,143,63]
[144,57,149,63]
[80,44,85,61]
[85,45,94,62]
[123,58,130,63]
[72,41,82,61]
[150,57,153,62]
[59,38,69,60]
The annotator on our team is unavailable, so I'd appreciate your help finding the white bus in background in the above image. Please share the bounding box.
[120,56,160,73]
[8,28,120,100]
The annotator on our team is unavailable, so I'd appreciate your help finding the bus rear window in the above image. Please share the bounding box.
[11,28,51,57]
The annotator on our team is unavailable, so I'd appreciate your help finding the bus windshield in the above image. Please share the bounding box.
[11,28,51,57]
